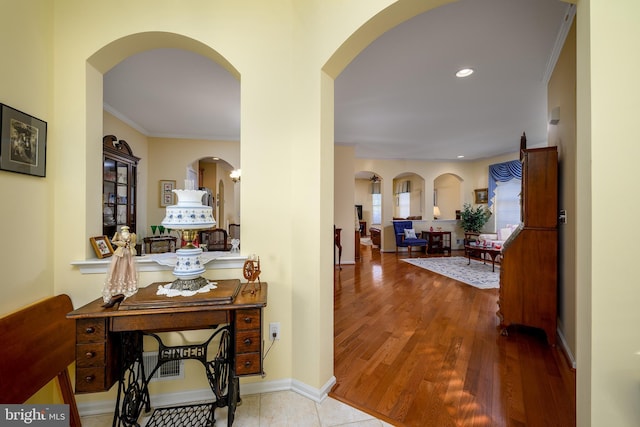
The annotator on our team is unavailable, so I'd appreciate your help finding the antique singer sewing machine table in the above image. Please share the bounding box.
[67,279,267,426]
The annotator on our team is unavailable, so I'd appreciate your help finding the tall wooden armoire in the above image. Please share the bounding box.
[498,147,558,345]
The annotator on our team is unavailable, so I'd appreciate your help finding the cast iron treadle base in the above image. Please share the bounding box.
[145,403,215,427]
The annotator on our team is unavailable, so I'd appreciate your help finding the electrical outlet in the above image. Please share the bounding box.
[269,322,281,341]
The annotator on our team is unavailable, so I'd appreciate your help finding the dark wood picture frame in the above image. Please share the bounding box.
[90,235,114,258]
[474,188,488,204]
[160,179,176,207]
[0,104,47,177]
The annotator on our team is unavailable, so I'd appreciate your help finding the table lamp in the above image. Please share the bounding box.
[161,181,216,290]
[433,206,441,220]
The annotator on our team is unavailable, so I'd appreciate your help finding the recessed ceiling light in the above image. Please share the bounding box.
[457,155,465,159]
[212,157,219,160]
[455,68,474,78]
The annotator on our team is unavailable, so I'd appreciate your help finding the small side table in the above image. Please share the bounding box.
[422,231,451,255]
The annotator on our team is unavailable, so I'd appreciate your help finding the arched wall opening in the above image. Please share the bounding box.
[434,173,463,220]
[323,2,455,392]
[87,32,240,245]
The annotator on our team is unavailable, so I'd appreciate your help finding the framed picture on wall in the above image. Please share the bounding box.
[474,188,488,204]
[159,180,176,207]
[0,104,47,177]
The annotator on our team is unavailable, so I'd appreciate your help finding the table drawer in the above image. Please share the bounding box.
[76,342,106,368]
[236,330,261,353]
[77,318,107,342]
[236,352,261,376]
[76,367,108,393]
[236,309,260,330]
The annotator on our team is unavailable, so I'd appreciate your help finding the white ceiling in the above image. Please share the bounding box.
[104,0,573,163]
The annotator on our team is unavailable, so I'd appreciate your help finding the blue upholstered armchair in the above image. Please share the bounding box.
[393,221,427,257]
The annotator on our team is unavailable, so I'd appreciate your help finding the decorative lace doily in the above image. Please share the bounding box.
[156,281,218,297]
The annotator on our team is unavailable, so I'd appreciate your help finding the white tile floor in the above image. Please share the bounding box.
[80,390,393,427]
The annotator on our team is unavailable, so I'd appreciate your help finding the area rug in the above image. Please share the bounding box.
[402,256,499,289]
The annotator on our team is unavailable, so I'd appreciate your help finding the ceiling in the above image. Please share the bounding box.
[103,0,574,164]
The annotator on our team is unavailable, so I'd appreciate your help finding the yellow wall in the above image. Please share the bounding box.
[146,137,239,232]
[576,1,640,425]
[0,0,54,314]
[548,20,577,362]
[5,0,640,424]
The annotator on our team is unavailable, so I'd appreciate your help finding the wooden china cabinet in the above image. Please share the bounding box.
[498,147,558,345]
[102,135,139,238]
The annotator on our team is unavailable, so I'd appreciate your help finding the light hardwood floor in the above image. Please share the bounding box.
[330,245,575,427]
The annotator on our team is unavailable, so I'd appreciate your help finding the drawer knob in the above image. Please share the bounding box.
[84,375,95,383]
[243,338,252,345]
[244,360,252,367]
[85,326,95,334]
[85,351,95,359]
[243,317,253,324]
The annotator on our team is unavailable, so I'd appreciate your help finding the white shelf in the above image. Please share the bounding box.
[71,252,246,274]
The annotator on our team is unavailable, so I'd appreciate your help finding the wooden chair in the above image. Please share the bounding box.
[0,294,80,427]
[200,228,229,251]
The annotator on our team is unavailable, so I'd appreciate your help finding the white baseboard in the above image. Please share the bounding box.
[77,376,337,417]
[291,376,336,403]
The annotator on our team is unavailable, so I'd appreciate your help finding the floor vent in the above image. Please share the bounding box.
[142,351,184,382]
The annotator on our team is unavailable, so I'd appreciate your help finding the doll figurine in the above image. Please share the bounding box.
[102,226,139,303]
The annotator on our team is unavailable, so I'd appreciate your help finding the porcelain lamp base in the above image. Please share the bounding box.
[169,276,210,291]
[171,247,208,290]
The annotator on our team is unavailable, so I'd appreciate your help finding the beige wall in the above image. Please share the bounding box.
[4,0,640,424]
[335,145,357,265]
[355,178,373,230]
[548,20,577,364]
[341,154,519,253]
[576,1,640,425]
[434,173,462,220]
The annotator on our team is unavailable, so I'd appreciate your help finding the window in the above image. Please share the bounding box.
[372,193,382,224]
[398,192,410,218]
[494,179,521,230]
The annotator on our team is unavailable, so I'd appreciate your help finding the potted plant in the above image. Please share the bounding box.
[460,202,491,233]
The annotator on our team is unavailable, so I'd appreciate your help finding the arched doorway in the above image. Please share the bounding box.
[90,33,241,239]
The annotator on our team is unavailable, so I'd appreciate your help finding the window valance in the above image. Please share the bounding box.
[488,160,522,207]
[395,180,411,194]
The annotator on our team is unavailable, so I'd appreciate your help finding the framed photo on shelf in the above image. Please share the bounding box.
[90,236,114,259]
[0,103,47,177]
[160,180,176,207]
[474,188,489,204]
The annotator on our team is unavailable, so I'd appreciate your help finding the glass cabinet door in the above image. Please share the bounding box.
[103,135,139,238]
[103,158,117,236]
